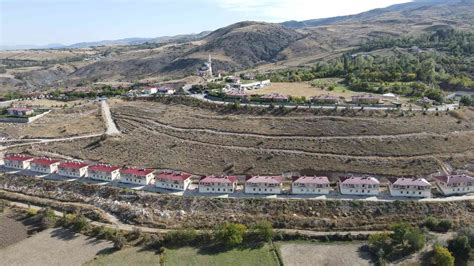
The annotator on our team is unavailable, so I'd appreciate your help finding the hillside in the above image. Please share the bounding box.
[1,0,473,94]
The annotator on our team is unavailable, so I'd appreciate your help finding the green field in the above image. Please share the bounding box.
[86,244,279,266]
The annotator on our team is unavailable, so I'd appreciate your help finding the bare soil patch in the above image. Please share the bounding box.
[0,208,30,248]
[0,227,113,266]
[279,242,371,266]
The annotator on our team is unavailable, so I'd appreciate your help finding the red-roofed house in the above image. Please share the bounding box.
[198,176,238,194]
[88,164,121,181]
[155,171,192,191]
[291,176,331,195]
[30,158,61,174]
[435,174,474,196]
[3,154,34,170]
[120,168,154,185]
[7,107,34,117]
[58,161,89,178]
[338,176,380,196]
[245,176,283,195]
[389,178,431,198]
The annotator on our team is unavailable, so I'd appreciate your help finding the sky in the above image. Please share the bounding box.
[0,0,411,46]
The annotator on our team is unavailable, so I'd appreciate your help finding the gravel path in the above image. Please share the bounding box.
[101,100,120,135]
[0,227,113,266]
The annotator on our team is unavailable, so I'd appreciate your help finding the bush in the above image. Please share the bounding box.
[164,229,198,247]
[214,222,247,247]
[431,245,454,266]
[113,233,127,250]
[437,220,453,232]
[423,217,452,233]
[251,221,274,242]
[448,235,470,261]
[37,208,57,230]
[72,215,90,233]
[26,208,38,217]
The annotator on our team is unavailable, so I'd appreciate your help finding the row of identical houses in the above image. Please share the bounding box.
[2,154,474,198]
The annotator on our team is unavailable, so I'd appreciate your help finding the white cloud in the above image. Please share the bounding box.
[214,0,412,21]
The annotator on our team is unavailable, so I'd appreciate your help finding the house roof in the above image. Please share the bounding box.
[31,158,61,166]
[156,171,192,182]
[293,176,329,185]
[434,174,474,185]
[89,164,121,173]
[199,176,238,184]
[120,168,154,176]
[59,161,89,169]
[8,107,33,112]
[390,178,431,187]
[4,154,34,162]
[246,176,283,184]
[340,176,380,185]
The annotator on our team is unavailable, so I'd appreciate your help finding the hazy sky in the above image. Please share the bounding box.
[0,0,411,46]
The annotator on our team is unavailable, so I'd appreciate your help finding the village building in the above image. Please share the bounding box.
[339,176,380,196]
[88,164,121,181]
[225,91,249,101]
[434,174,474,196]
[382,93,400,102]
[30,158,61,174]
[3,154,34,170]
[7,107,34,117]
[120,168,154,185]
[291,176,331,195]
[244,176,283,195]
[260,93,289,102]
[311,95,341,105]
[351,94,383,105]
[58,161,89,178]
[226,76,241,84]
[142,87,158,95]
[389,178,431,198]
[198,176,238,194]
[157,87,175,95]
[197,54,213,79]
[155,171,193,191]
[238,80,271,91]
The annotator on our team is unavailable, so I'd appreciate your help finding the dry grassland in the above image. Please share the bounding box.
[248,82,360,98]
[0,101,104,139]
[21,100,474,176]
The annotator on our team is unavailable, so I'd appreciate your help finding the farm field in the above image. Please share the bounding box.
[0,100,104,139]
[247,82,361,98]
[21,100,474,177]
[0,227,113,266]
[86,244,279,266]
[278,241,371,266]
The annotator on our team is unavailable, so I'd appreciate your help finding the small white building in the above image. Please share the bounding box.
[382,93,400,102]
[88,164,121,181]
[244,176,283,195]
[7,107,34,117]
[30,158,61,174]
[3,154,34,170]
[238,80,271,91]
[155,171,192,191]
[339,176,380,196]
[198,176,238,194]
[435,174,474,196]
[58,161,89,178]
[291,176,331,195]
[142,87,158,95]
[120,168,154,185]
[157,87,175,95]
[389,178,431,198]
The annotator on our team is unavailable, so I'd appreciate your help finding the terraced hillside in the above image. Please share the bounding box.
[22,100,474,177]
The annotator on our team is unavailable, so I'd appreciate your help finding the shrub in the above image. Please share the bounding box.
[437,220,453,232]
[252,221,274,242]
[37,208,57,229]
[214,222,247,247]
[448,235,470,261]
[72,215,90,233]
[164,229,198,247]
[423,217,452,232]
[26,208,38,217]
[113,233,127,250]
[431,245,454,266]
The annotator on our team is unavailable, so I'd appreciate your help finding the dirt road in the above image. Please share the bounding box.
[101,100,120,135]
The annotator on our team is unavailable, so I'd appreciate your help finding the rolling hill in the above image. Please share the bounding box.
[0,0,473,93]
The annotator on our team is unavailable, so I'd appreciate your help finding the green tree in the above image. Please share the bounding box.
[432,245,455,266]
[460,96,473,106]
[448,235,470,261]
[214,222,247,247]
[253,221,274,242]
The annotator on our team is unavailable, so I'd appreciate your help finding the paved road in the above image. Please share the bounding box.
[188,94,459,112]
[101,100,120,135]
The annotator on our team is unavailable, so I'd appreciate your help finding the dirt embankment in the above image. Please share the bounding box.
[1,175,473,231]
